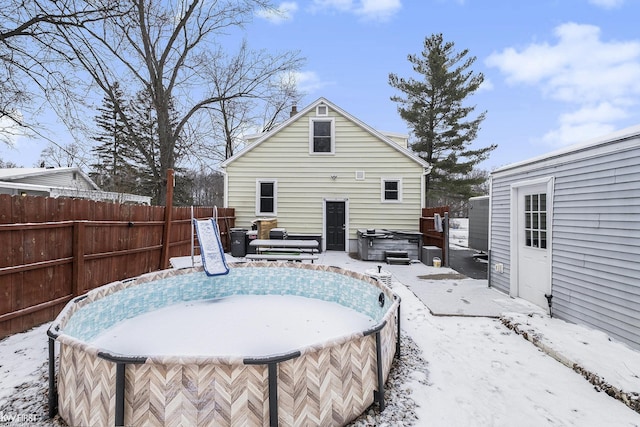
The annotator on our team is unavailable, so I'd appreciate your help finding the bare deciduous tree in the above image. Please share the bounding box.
[52,0,303,204]
[192,55,303,165]
[38,142,88,168]
[0,0,125,144]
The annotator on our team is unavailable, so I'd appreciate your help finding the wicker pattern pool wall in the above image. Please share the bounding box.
[49,262,400,427]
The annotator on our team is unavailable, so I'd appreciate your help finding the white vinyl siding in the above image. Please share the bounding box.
[14,170,94,190]
[226,108,424,241]
[490,134,640,350]
[381,132,409,148]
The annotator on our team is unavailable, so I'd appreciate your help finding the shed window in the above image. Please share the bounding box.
[524,193,546,249]
[309,118,334,154]
[256,180,277,215]
[381,178,402,202]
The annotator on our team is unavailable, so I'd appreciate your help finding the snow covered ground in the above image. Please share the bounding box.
[1,221,639,426]
[448,217,470,249]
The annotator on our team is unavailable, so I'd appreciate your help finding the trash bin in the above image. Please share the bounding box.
[230,228,247,257]
[246,230,258,254]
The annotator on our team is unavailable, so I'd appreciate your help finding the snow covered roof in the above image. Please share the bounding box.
[0,167,100,189]
[0,167,151,204]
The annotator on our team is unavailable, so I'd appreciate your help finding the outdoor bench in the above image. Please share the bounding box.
[245,253,319,263]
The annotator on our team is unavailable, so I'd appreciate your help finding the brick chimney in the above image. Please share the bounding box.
[290,105,298,117]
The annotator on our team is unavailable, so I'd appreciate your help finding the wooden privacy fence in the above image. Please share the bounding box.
[420,206,450,266]
[0,194,234,339]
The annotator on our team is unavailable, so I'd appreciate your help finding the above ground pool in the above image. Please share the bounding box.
[48,262,400,427]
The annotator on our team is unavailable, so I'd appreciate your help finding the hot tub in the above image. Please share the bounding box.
[357,229,423,261]
[47,262,400,427]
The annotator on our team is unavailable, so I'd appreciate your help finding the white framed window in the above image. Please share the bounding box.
[256,179,277,216]
[309,118,335,154]
[316,104,329,116]
[524,192,547,249]
[355,171,365,181]
[381,178,402,202]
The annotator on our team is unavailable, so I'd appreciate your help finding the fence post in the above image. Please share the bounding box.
[160,169,174,270]
[443,212,450,267]
[72,221,86,296]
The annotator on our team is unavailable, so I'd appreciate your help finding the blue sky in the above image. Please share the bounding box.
[249,0,640,170]
[2,0,640,171]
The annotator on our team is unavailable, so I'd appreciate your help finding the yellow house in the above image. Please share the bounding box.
[221,98,429,252]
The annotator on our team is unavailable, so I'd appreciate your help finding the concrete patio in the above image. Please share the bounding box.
[312,251,545,318]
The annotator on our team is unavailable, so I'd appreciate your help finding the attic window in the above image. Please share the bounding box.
[72,172,77,180]
[309,118,335,154]
[355,171,365,180]
[316,104,328,116]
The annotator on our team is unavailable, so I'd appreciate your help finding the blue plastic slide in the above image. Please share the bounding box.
[193,218,230,276]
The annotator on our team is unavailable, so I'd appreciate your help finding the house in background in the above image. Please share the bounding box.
[488,124,640,350]
[0,167,151,205]
[221,97,430,252]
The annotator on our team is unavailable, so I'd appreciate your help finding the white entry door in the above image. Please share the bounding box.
[512,181,552,309]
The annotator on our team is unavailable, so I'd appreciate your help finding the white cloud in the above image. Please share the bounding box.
[291,71,331,94]
[256,2,299,24]
[0,114,24,147]
[588,0,624,9]
[541,121,616,147]
[311,0,401,21]
[540,102,626,146]
[312,0,353,12]
[355,0,401,21]
[478,78,494,92]
[486,22,640,147]
[560,102,628,125]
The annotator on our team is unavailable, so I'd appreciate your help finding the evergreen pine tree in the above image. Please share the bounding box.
[127,88,160,201]
[128,88,192,205]
[389,34,496,207]
[90,83,139,193]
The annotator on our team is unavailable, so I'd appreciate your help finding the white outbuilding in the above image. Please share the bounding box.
[488,125,640,350]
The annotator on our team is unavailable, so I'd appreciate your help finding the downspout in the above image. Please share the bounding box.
[220,165,228,208]
[544,176,556,318]
[545,294,553,317]
[422,165,432,209]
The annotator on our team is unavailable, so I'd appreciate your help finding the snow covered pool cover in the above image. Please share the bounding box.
[59,264,393,349]
[49,262,400,427]
[90,294,376,357]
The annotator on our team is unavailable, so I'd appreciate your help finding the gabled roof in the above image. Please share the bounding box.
[221,97,429,169]
[0,167,101,190]
[0,167,152,204]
